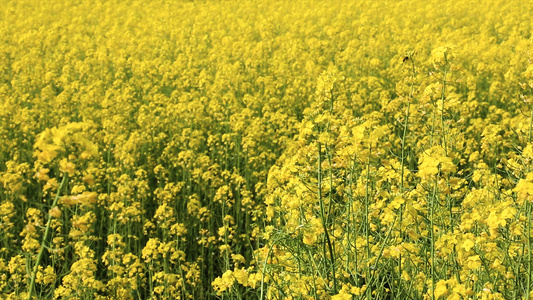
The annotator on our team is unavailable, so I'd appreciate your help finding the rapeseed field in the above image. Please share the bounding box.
[1,0,533,299]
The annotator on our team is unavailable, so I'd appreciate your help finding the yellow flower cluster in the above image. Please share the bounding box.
[0,0,533,299]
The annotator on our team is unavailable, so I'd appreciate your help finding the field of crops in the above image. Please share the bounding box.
[1,0,533,299]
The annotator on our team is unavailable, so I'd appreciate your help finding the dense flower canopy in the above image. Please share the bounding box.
[0,0,532,299]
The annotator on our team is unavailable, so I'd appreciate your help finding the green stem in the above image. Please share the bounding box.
[528,106,533,143]
[260,234,284,300]
[365,145,372,300]
[524,106,533,299]
[367,216,398,291]
[401,57,416,193]
[524,202,532,299]
[440,53,449,154]
[327,149,337,289]
[317,142,337,293]
[398,56,416,296]
[430,181,437,300]
[28,175,68,300]
[346,157,358,284]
